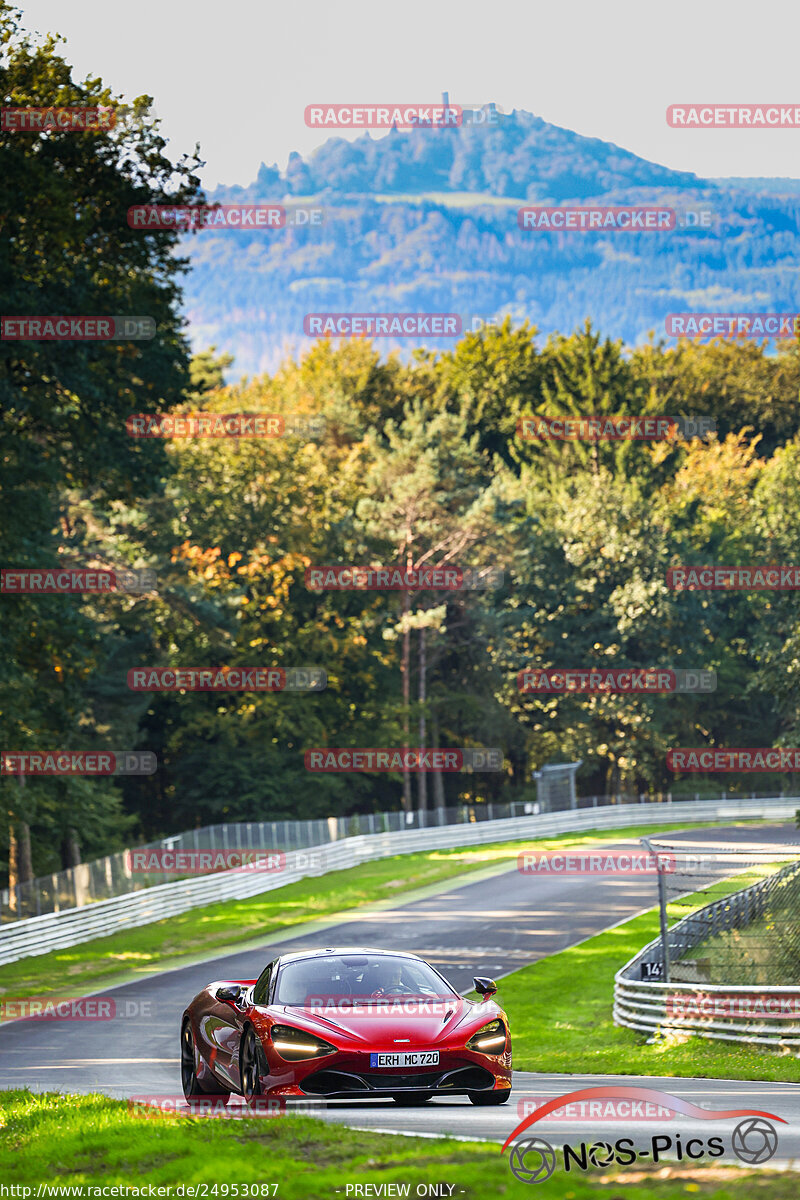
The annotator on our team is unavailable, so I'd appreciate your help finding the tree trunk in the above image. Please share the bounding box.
[418,624,427,811]
[431,712,446,812]
[63,828,82,869]
[8,822,18,913]
[17,820,33,884]
[401,586,412,813]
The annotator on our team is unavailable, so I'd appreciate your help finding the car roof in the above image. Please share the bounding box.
[273,947,425,967]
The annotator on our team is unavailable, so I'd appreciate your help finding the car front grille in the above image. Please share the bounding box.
[301,1064,497,1095]
[360,1071,444,1090]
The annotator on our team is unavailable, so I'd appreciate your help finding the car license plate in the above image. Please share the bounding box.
[370,1051,439,1068]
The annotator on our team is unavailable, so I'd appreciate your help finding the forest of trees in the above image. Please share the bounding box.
[3,3,800,888]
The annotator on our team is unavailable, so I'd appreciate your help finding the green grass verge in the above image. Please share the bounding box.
[0,1090,795,1196]
[498,870,800,1082]
[0,820,752,1002]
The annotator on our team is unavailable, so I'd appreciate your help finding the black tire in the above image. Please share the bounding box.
[391,1092,434,1105]
[240,1026,264,1104]
[182,1018,234,1106]
[181,1019,205,1101]
[468,1089,510,1106]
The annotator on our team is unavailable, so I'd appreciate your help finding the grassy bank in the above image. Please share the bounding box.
[499,872,800,1082]
[0,819,753,1002]
[0,1090,795,1196]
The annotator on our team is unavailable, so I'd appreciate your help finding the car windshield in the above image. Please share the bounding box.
[274,954,458,1005]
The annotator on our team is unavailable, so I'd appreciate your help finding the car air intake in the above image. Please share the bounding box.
[437,1066,495,1090]
[300,1070,367,1094]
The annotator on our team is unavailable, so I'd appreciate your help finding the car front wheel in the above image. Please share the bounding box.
[181,1018,233,1106]
[241,1027,264,1104]
[181,1019,205,1101]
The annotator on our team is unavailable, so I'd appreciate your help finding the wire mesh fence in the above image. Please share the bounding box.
[641,832,800,985]
[1,789,795,925]
[0,799,535,923]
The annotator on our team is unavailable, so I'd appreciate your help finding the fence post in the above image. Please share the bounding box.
[656,857,671,984]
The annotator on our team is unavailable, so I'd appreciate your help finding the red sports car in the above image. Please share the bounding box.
[181,946,512,1105]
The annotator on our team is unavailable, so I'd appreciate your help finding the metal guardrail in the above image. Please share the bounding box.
[1,788,786,923]
[1,801,542,923]
[614,854,800,1047]
[0,794,795,967]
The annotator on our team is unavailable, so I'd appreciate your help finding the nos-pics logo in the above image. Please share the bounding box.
[503,1087,783,1183]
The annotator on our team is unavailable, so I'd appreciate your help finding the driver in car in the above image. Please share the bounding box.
[369,961,409,996]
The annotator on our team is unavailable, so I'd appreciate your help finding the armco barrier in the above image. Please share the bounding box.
[614,851,800,1047]
[0,796,796,966]
[1,790,779,922]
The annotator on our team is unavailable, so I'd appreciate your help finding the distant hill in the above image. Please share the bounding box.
[179,110,800,376]
[710,177,800,195]
[216,109,701,201]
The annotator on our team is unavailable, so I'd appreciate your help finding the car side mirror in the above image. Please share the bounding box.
[473,976,497,998]
[216,985,245,1006]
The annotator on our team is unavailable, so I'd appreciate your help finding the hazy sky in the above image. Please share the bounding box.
[18,0,800,189]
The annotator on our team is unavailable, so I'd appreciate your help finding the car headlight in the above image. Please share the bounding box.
[270,1023,337,1061]
[466,1018,507,1053]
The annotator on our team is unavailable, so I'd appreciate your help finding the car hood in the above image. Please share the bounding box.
[278,997,489,1045]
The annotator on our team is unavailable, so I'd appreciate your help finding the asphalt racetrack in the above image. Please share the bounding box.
[1,822,799,1165]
